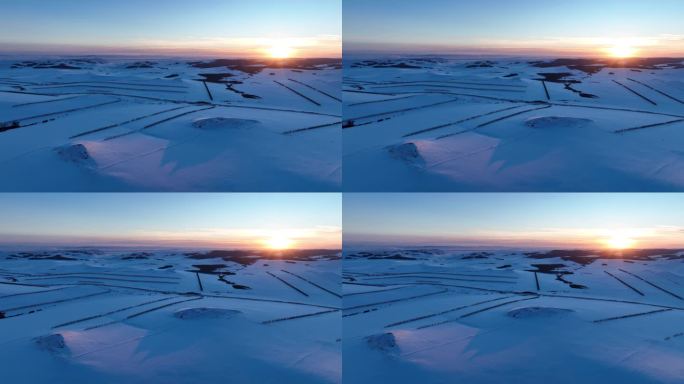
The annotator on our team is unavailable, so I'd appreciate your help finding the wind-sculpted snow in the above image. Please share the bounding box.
[0,248,342,383]
[343,247,684,383]
[0,57,341,191]
[343,57,684,191]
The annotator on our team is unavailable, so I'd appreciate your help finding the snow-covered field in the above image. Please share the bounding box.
[0,248,341,383]
[343,248,684,383]
[343,57,684,191]
[0,57,341,191]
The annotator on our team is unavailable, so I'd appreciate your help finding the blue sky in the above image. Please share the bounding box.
[0,0,341,56]
[344,194,684,249]
[344,0,684,56]
[0,194,341,249]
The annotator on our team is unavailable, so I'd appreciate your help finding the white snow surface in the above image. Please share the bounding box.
[343,247,684,383]
[343,57,684,191]
[0,57,341,191]
[0,248,341,383]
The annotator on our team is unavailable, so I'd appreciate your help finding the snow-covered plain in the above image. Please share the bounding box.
[0,57,341,191]
[343,248,684,383]
[0,248,341,383]
[343,57,684,191]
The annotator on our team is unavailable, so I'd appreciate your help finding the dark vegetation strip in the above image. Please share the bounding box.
[12,96,82,108]
[0,289,110,313]
[612,80,657,106]
[39,80,187,89]
[627,78,684,104]
[288,78,341,102]
[342,286,408,297]
[1,99,121,127]
[362,275,516,284]
[282,121,341,135]
[534,272,540,291]
[593,308,673,323]
[375,80,527,89]
[348,95,418,107]
[370,84,525,93]
[32,84,187,94]
[344,98,461,123]
[104,106,216,141]
[0,287,69,300]
[70,105,190,139]
[365,271,517,280]
[33,271,179,280]
[195,273,204,292]
[274,80,321,106]
[417,296,539,329]
[437,105,552,139]
[215,103,339,117]
[85,296,202,330]
[403,105,525,137]
[52,296,178,328]
[25,276,177,284]
[541,80,550,100]
[281,269,341,298]
[262,309,339,324]
[202,81,213,101]
[266,271,309,297]
[614,118,684,134]
[385,295,515,328]
[604,270,644,296]
[618,269,683,300]
[344,288,449,311]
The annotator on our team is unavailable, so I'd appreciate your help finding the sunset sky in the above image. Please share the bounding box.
[0,194,341,249]
[344,194,684,249]
[0,0,341,57]
[345,0,684,57]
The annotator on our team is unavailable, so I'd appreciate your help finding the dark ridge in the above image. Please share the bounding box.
[190,58,342,74]
[531,57,684,74]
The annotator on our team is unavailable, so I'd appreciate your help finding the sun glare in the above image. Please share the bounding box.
[265,235,294,250]
[268,44,294,59]
[604,234,636,250]
[607,44,637,58]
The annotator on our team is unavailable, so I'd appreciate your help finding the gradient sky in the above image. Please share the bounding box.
[345,0,684,57]
[0,194,341,249]
[0,0,341,57]
[344,194,684,249]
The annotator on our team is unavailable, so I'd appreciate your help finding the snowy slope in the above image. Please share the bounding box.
[0,248,341,383]
[343,57,684,191]
[343,248,684,383]
[0,57,341,191]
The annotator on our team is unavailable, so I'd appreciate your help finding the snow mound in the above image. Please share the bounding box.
[192,117,260,130]
[525,116,593,129]
[365,332,398,353]
[507,306,575,319]
[174,307,241,320]
[387,142,425,167]
[54,144,95,167]
[34,333,70,355]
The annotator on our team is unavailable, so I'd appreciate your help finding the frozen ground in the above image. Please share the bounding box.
[343,247,684,383]
[343,57,684,191]
[0,248,341,383]
[0,57,341,191]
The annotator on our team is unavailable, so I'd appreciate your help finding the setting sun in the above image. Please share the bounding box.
[267,44,295,59]
[606,44,637,58]
[604,234,637,250]
[265,235,295,250]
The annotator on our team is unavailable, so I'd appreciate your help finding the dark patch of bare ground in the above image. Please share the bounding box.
[527,263,588,289]
[185,249,341,266]
[531,57,684,74]
[125,61,157,69]
[198,73,261,99]
[466,61,495,68]
[190,58,342,75]
[528,249,684,262]
[11,61,82,70]
[6,252,79,261]
[536,72,598,98]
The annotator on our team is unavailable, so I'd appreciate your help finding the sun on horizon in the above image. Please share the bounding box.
[603,233,637,250]
[264,235,295,250]
[267,44,295,59]
[605,44,638,59]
